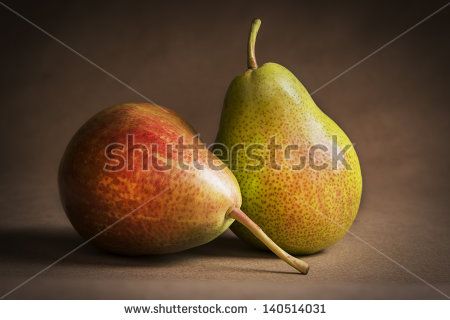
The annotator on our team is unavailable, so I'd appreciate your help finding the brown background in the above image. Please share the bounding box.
[0,0,449,299]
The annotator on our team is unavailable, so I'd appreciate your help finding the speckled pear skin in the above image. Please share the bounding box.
[59,103,241,255]
[215,63,362,254]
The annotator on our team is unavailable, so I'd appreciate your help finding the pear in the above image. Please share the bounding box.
[215,19,362,254]
[59,103,309,273]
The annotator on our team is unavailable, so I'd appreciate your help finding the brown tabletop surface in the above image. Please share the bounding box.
[0,0,449,299]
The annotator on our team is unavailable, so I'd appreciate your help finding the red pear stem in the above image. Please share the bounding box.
[228,207,309,274]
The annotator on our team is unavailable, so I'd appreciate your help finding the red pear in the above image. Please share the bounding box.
[59,103,309,274]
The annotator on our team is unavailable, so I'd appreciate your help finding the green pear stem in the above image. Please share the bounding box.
[247,18,261,70]
[228,207,309,274]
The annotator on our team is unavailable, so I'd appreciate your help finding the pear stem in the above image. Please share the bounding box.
[247,18,261,70]
[228,207,309,274]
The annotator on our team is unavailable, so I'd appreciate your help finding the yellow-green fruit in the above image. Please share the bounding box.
[215,19,362,255]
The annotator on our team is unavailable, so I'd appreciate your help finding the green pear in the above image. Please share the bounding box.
[215,19,362,254]
[59,102,309,273]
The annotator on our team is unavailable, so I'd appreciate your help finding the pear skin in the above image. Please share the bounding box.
[215,19,362,254]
